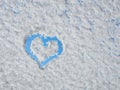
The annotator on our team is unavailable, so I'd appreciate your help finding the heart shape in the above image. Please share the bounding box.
[25,33,63,69]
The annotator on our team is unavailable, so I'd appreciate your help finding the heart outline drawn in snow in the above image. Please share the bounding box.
[25,33,63,69]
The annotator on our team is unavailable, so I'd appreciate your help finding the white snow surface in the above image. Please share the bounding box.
[0,0,120,90]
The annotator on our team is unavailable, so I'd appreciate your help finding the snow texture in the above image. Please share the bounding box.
[0,0,120,90]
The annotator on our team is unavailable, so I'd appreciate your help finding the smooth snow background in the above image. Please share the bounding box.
[0,0,120,90]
